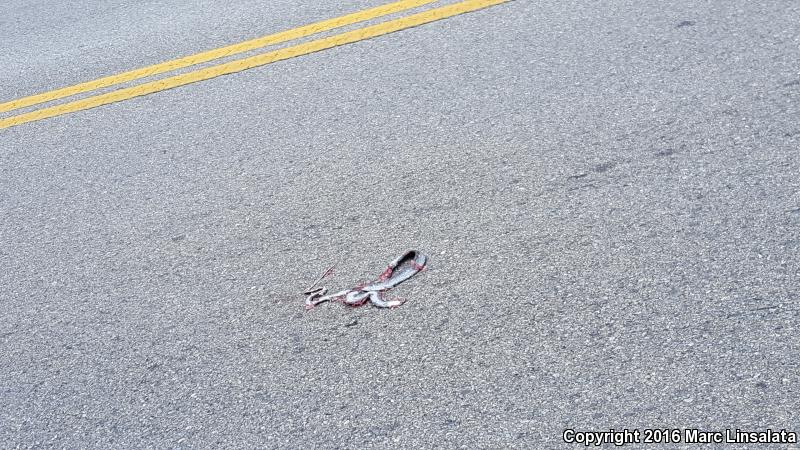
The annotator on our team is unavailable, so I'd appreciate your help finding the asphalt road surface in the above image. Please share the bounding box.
[1,0,799,448]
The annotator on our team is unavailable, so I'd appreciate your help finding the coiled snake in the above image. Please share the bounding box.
[303,250,428,309]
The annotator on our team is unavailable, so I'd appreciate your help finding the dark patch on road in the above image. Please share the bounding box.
[782,79,799,88]
[656,148,677,157]
[291,334,306,354]
[676,20,695,28]
[726,304,781,318]
[1,330,18,339]
[568,183,597,192]
[368,421,399,437]
[433,317,449,331]
[592,161,617,173]
[412,199,460,216]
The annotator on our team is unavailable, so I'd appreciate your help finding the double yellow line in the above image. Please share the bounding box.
[0,0,507,130]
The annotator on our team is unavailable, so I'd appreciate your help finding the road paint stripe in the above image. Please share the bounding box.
[0,0,435,114]
[0,0,508,130]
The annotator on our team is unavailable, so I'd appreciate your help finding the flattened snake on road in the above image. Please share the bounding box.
[303,250,428,309]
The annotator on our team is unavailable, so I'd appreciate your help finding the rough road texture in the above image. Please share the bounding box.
[1,0,798,448]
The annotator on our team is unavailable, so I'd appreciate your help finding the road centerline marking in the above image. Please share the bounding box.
[0,0,509,130]
[0,0,435,114]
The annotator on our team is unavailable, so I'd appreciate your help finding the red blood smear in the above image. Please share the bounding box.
[378,266,393,281]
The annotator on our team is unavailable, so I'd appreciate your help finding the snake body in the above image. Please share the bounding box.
[304,250,428,309]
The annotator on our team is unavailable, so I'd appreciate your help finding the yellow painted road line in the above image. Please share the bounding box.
[0,0,435,114]
[0,0,508,130]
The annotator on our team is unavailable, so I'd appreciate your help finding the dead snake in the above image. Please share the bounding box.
[303,250,428,309]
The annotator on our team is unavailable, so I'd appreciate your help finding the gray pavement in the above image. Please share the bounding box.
[1,0,799,448]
